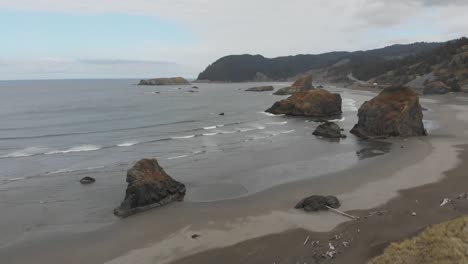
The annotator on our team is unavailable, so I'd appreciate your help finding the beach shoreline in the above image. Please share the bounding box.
[1,87,467,264]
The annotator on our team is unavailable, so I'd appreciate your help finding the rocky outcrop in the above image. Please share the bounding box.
[114,159,186,217]
[350,86,426,138]
[138,77,190,86]
[80,177,95,184]
[313,122,346,139]
[274,74,315,95]
[266,89,342,117]
[245,86,274,92]
[423,81,450,95]
[295,195,341,212]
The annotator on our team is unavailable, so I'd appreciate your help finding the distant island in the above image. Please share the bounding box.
[197,37,468,94]
[139,77,190,86]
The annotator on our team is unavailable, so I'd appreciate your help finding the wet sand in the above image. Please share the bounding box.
[1,91,468,264]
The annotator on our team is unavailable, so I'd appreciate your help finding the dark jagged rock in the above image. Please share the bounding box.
[274,74,315,95]
[219,112,225,116]
[295,195,341,212]
[138,77,190,86]
[80,177,95,184]
[423,81,450,95]
[313,122,346,139]
[351,86,426,138]
[114,159,186,217]
[266,89,342,117]
[245,86,274,92]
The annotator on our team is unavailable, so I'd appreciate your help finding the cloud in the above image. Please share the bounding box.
[0,0,467,79]
[79,59,177,65]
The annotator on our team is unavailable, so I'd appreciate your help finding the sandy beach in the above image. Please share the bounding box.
[1,88,468,264]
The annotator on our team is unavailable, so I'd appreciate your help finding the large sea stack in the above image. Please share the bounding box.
[138,77,190,86]
[274,74,315,95]
[266,89,342,117]
[114,159,186,217]
[351,86,426,138]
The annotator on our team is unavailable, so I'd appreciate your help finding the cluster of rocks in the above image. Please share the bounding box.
[138,77,190,86]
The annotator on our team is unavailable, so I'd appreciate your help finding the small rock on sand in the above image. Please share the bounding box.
[80,176,96,184]
[295,195,341,212]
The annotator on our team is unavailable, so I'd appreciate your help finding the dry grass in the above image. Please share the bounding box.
[370,216,468,264]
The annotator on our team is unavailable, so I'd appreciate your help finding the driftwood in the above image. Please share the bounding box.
[303,235,310,245]
[326,206,360,220]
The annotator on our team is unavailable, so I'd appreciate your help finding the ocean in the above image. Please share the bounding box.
[0,79,380,247]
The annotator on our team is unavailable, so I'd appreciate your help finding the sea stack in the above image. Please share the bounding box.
[274,74,314,95]
[266,89,342,117]
[114,159,186,217]
[138,77,190,86]
[351,86,426,138]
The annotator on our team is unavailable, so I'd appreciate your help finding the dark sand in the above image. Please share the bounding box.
[172,144,468,264]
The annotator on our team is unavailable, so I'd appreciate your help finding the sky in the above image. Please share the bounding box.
[0,0,467,80]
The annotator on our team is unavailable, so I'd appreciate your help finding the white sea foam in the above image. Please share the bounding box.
[171,135,196,139]
[238,128,255,132]
[0,147,47,158]
[203,126,217,130]
[280,129,295,134]
[218,130,236,134]
[259,111,285,117]
[5,177,26,182]
[117,141,139,147]
[202,132,218,136]
[343,98,358,112]
[45,145,101,155]
[266,121,288,125]
[167,155,188,160]
[329,117,346,122]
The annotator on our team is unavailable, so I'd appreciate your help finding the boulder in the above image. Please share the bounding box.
[245,86,274,92]
[295,195,341,212]
[138,77,190,86]
[266,89,342,117]
[114,159,186,217]
[313,122,346,139]
[423,81,450,95]
[80,176,95,184]
[273,74,315,95]
[351,86,427,138]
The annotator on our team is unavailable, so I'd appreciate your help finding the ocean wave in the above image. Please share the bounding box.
[266,121,288,125]
[217,130,237,134]
[167,154,188,160]
[343,98,358,112]
[171,135,196,139]
[117,141,139,147]
[0,120,199,141]
[202,132,218,136]
[329,117,346,122]
[259,111,285,117]
[0,147,47,158]
[253,125,266,130]
[203,126,217,130]
[280,129,295,134]
[238,128,255,132]
[45,145,101,155]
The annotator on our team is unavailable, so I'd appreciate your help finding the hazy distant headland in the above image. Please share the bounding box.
[197,37,468,94]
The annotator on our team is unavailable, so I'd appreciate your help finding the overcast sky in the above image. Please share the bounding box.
[0,0,467,80]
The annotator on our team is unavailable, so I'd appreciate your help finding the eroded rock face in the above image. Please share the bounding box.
[114,159,186,217]
[138,77,190,86]
[313,122,346,139]
[423,81,450,95]
[295,195,341,212]
[266,89,342,117]
[351,86,426,138]
[274,74,315,95]
[245,86,274,92]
